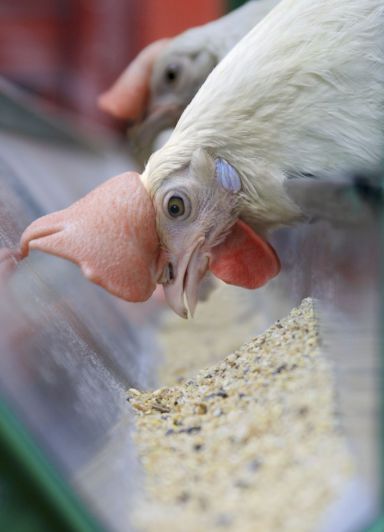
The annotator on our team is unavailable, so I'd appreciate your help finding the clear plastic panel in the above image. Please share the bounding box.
[0,125,161,530]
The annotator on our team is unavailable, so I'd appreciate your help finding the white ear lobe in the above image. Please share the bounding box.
[215,158,241,193]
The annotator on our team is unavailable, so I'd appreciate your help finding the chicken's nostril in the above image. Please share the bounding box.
[158,262,175,284]
[168,262,174,281]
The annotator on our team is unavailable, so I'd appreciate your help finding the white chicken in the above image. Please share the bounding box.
[140,0,384,312]
[21,0,384,319]
[99,0,280,159]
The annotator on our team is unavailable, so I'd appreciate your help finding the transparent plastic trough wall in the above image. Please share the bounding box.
[0,97,383,530]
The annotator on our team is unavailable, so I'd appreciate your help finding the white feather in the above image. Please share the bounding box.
[143,0,384,229]
[161,0,281,61]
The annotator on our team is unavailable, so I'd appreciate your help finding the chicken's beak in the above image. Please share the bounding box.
[97,39,170,122]
[161,238,210,319]
[129,104,182,166]
[20,172,165,302]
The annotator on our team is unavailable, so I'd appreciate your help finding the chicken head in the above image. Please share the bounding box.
[98,39,216,163]
[20,163,280,317]
[147,149,280,317]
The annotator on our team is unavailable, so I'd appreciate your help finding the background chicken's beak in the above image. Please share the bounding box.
[20,172,163,302]
[98,39,170,123]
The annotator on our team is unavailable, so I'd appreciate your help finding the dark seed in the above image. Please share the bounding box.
[273,364,288,375]
[205,389,228,400]
[179,426,201,435]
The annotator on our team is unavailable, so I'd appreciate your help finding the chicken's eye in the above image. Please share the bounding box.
[164,63,181,84]
[167,196,185,217]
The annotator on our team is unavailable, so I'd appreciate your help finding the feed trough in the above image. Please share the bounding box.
[0,82,382,531]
